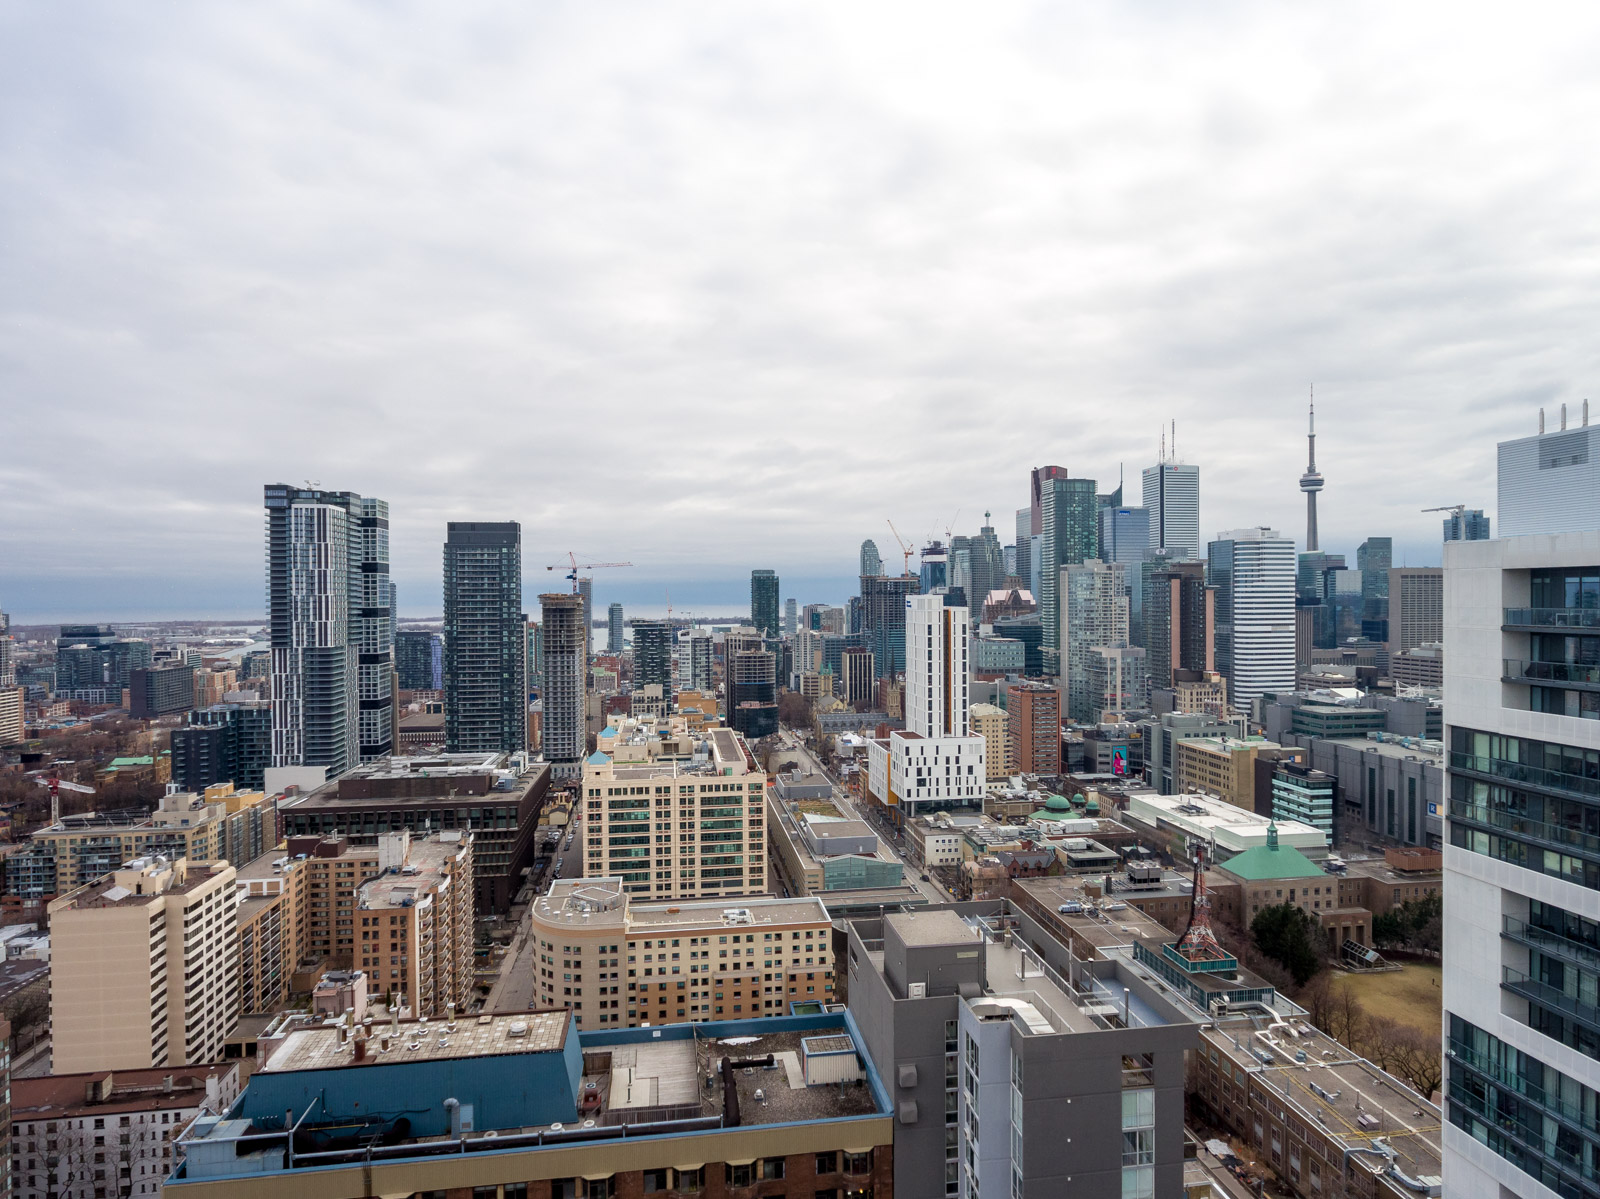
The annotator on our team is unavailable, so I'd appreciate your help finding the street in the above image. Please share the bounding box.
[776,728,953,904]
[482,805,583,1013]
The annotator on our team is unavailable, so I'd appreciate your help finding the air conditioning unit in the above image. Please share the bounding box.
[908,982,927,999]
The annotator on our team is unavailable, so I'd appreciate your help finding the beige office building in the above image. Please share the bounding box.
[1173,735,1299,814]
[582,718,766,900]
[49,856,240,1074]
[528,879,833,1029]
[970,703,1011,780]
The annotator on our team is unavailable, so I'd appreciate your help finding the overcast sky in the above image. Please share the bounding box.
[4,3,1599,623]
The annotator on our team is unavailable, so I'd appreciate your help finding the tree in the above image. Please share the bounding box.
[1251,903,1323,986]
[1372,893,1444,954]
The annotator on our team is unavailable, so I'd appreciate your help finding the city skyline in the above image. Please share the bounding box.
[4,7,1587,622]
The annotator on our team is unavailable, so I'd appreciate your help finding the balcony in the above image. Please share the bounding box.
[1502,967,1600,1039]
[1504,660,1600,691]
[1504,607,1600,631]
[1502,916,1600,973]
[1450,752,1600,803]
[1450,800,1600,864]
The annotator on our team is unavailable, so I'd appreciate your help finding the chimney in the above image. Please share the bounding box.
[163,1075,174,1094]
[353,1031,368,1063]
[1562,402,1569,431]
[1586,399,1591,428]
[1540,408,1546,434]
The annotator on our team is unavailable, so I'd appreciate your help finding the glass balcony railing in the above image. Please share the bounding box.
[1503,967,1600,1037]
[1503,916,1600,972]
[1451,800,1600,859]
[1505,660,1600,687]
[1505,607,1600,630]
[1450,752,1600,802]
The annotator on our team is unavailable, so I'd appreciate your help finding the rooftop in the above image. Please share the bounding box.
[176,1014,888,1184]
[15,1063,238,1118]
[533,878,828,931]
[261,1010,569,1073]
[1216,827,1328,882]
[1198,1015,1442,1186]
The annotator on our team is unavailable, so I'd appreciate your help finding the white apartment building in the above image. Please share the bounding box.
[49,856,240,1075]
[866,596,985,820]
[582,719,766,899]
[1444,525,1600,1198]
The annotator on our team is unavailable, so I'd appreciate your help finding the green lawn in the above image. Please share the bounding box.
[1336,962,1442,1037]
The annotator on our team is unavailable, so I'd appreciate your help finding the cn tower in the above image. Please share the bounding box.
[1300,389,1324,551]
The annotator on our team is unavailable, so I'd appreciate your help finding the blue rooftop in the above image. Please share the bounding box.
[170,1011,890,1189]
[585,750,612,764]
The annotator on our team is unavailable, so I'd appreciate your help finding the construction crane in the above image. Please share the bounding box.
[1421,505,1466,517]
[546,553,632,593]
[34,773,94,827]
[885,519,915,575]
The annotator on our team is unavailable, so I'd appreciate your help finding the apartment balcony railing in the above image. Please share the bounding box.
[1504,915,1600,974]
[1503,967,1600,1039]
[1449,799,1600,859]
[1505,659,1600,689]
[1450,752,1600,803]
[1505,607,1600,630]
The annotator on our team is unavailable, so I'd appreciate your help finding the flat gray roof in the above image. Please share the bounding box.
[886,909,980,947]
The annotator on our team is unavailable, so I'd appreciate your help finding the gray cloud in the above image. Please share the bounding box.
[4,2,1600,619]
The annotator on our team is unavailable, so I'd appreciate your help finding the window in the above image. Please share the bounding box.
[762,1158,785,1180]
[816,1151,839,1175]
[844,1150,872,1174]
[674,1166,703,1190]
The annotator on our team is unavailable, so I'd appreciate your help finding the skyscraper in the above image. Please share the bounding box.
[1063,559,1130,723]
[866,596,985,818]
[575,577,594,663]
[963,514,1006,616]
[1037,471,1099,661]
[750,569,780,637]
[632,620,673,698]
[1207,528,1296,706]
[860,574,919,677]
[1356,535,1393,642]
[1387,567,1443,656]
[1442,508,1491,542]
[264,484,393,775]
[859,539,882,578]
[607,602,624,653]
[1099,503,1151,644]
[918,542,948,593]
[783,597,797,636]
[1142,459,1201,560]
[728,648,778,739]
[1013,507,1032,584]
[904,594,970,739]
[1299,395,1325,551]
[396,630,441,690]
[1442,438,1600,1193]
[443,522,526,754]
[1142,558,1214,692]
[539,592,586,779]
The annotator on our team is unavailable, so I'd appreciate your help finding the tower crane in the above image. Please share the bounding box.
[1421,505,1466,517]
[545,553,632,593]
[885,520,915,575]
